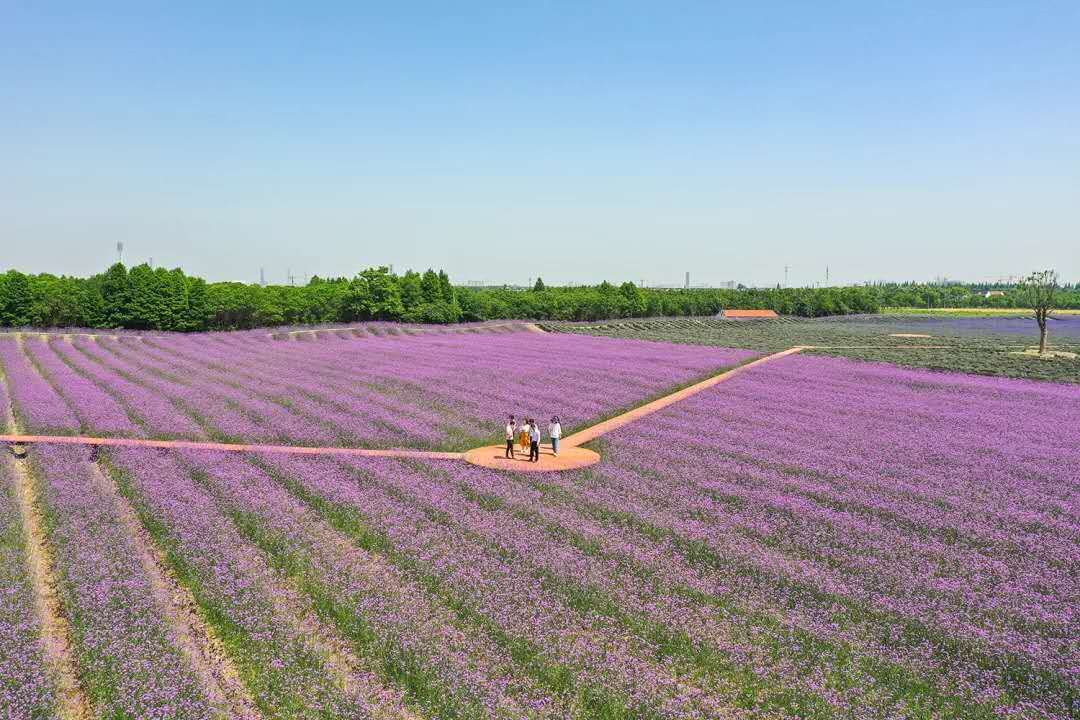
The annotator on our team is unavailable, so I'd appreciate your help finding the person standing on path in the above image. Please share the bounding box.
[519,419,530,454]
[529,419,541,462]
[548,416,561,457]
[505,415,516,459]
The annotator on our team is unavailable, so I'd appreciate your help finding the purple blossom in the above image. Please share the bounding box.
[31,444,212,718]
[21,339,137,435]
[0,338,79,434]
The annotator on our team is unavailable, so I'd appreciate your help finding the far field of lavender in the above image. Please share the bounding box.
[552,313,1080,384]
[0,324,1076,719]
[0,330,753,447]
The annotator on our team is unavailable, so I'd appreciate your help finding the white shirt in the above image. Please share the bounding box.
[549,422,562,439]
[506,423,514,440]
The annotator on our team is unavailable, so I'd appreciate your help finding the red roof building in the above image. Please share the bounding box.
[717,309,779,319]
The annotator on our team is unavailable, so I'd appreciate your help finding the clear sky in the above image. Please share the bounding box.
[3,2,1078,287]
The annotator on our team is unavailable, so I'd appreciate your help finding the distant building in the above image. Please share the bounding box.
[716,309,779,319]
[984,290,1006,298]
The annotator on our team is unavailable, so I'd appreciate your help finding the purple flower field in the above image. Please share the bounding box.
[853,313,1080,340]
[0,326,1077,718]
[0,329,754,448]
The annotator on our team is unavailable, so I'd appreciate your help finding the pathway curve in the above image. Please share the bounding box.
[560,346,805,448]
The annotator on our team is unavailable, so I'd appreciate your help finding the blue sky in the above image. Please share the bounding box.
[2,2,1078,286]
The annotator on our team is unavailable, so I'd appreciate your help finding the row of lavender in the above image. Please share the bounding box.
[0,331,755,449]
[8,438,790,717]
[586,354,1079,718]
[0,458,56,717]
[53,350,1077,718]
[0,330,761,718]
[2,332,1075,717]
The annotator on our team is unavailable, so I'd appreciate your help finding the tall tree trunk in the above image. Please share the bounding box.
[1039,323,1048,354]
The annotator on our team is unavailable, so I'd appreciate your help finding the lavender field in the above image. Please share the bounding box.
[0,326,1077,719]
[0,329,754,447]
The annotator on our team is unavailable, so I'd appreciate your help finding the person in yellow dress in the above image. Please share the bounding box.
[519,419,531,453]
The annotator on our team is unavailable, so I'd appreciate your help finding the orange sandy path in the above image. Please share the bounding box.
[559,346,807,448]
[0,434,463,461]
[462,444,600,472]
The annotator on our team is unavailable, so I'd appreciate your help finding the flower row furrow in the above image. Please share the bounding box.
[588,354,1078,717]
[0,458,58,719]
[0,338,79,433]
[21,339,137,435]
[181,448,571,720]
[55,339,206,439]
[106,447,392,719]
[265,452,858,718]
[32,445,213,719]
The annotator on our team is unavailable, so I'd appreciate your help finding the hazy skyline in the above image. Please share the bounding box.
[3,2,1078,287]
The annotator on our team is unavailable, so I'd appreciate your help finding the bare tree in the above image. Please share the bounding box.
[1018,269,1058,354]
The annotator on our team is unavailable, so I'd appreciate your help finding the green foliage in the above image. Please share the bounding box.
[100,262,132,327]
[343,266,406,321]
[0,271,34,326]
[456,283,884,321]
[1,260,1077,331]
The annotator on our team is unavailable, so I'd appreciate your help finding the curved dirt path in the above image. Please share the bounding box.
[560,346,805,448]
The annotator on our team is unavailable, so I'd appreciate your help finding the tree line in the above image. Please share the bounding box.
[0,263,1076,331]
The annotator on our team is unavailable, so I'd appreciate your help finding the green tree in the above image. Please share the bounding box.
[28,275,87,327]
[619,281,646,316]
[100,263,132,328]
[533,277,546,292]
[399,270,423,311]
[343,267,404,321]
[420,269,441,304]
[184,277,210,331]
[0,270,33,326]
[438,270,455,303]
[127,263,170,329]
[1019,269,1059,354]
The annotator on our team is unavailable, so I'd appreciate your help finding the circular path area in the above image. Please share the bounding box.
[463,444,601,472]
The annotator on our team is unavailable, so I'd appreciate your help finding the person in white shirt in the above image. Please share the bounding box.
[548,416,562,456]
[529,419,541,462]
[505,415,516,459]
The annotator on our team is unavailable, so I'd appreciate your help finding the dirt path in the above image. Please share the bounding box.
[561,346,807,447]
[1,434,464,461]
[86,460,261,720]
